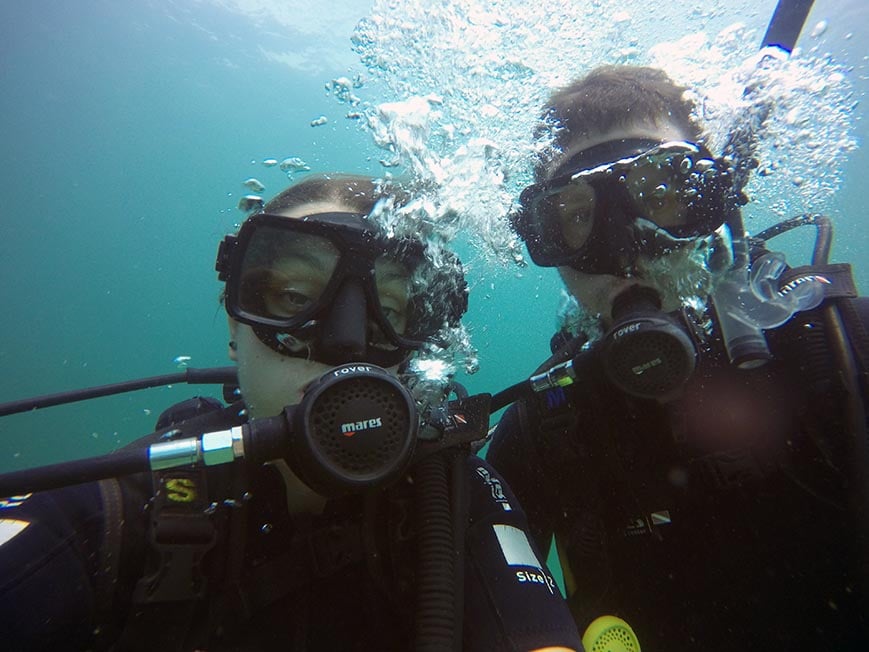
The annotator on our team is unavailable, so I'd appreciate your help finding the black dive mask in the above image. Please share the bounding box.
[216,212,468,368]
[513,140,736,274]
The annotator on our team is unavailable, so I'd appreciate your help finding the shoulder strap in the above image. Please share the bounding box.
[781,262,858,300]
[519,334,587,456]
[519,339,616,607]
[90,478,125,651]
[523,334,591,456]
[113,400,247,652]
[822,295,869,617]
[837,296,869,392]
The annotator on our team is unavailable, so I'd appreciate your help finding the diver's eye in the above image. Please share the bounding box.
[374,257,411,335]
[379,303,407,333]
[377,279,409,334]
[243,267,327,318]
[533,178,596,252]
[626,164,688,229]
[267,288,315,316]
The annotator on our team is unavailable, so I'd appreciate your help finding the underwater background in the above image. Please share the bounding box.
[0,0,866,478]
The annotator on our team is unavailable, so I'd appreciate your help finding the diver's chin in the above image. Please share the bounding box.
[602,279,653,326]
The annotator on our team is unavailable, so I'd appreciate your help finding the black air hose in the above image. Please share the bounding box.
[413,451,457,651]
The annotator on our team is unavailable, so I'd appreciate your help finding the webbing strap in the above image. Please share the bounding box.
[92,478,124,650]
[782,263,857,299]
[115,402,245,650]
[838,297,869,390]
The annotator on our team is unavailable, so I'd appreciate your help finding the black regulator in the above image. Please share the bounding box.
[600,286,698,400]
[247,364,418,496]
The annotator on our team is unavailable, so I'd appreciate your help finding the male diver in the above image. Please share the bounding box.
[487,64,869,651]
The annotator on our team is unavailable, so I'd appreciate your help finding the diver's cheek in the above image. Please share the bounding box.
[558,267,633,330]
[233,325,328,418]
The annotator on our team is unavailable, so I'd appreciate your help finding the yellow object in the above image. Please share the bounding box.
[581,615,641,652]
[165,477,198,503]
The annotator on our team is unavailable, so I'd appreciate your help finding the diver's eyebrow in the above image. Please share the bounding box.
[378,270,409,283]
[274,239,337,271]
[375,261,411,284]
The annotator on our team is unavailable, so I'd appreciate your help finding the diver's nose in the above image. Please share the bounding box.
[320,277,368,362]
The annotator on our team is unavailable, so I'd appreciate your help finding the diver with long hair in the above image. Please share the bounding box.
[0,175,581,652]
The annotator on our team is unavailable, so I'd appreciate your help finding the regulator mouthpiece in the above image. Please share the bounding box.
[600,287,697,399]
[288,364,418,497]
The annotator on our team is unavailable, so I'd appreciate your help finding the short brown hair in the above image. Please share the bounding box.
[263,173,408,214]
[540,65,701,170]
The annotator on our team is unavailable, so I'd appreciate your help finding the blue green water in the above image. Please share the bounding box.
[0,0,866,475]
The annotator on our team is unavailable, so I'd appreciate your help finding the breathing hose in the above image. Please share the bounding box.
[413,450,463,651]
[753,213,832,265]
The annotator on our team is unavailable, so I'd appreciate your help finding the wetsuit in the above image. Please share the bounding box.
[0,399,581,652]
[488,301,869,652]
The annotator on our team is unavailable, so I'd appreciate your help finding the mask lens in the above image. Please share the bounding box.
[623,146,721,232]
[536,178,597,252]
[238,226,340,324]
[373,255,411,337]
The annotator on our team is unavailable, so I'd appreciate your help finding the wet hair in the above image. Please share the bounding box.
[262,173,408,215]
[538,65,702,177]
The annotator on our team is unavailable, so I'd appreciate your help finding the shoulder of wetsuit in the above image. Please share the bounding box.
[154,396,227,429]
[538,332,588,374]
[117,398,247,454]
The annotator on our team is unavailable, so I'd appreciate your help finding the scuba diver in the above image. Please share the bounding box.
[486,64,869,651]
[0,175,581,652]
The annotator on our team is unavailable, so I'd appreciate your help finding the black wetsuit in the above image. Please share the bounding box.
[488,301,869,652]
[0,399,581,652]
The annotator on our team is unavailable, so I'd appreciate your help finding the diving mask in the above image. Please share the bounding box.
[514,139,737,274]
[216,212,468,367]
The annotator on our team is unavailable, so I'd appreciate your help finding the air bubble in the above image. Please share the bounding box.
[243,178,265,192]
[173,355,192,368]
[237,195,264,212]
[279,157,310,173]
[810,20,827,38]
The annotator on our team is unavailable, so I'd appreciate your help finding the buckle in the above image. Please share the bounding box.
[134,469,218,603]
